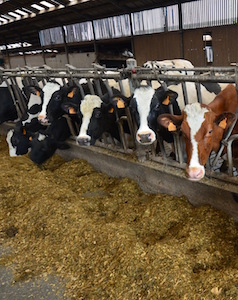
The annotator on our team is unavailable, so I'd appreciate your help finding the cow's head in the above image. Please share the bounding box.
[130,86,179,145]
[29,117,71,165]
[46,85,81,123]
[37,81,61,125]
[6,128,32,156]
[76,94,119,146]
[158,102,236,181]
[29,132,57,164]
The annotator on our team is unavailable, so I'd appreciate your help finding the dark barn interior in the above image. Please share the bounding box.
[0,0,238,67]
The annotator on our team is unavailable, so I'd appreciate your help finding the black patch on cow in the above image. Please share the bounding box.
[29,117,72,164]
[201,82,221,95]
[0,87,18,123]
[27,104,42,114]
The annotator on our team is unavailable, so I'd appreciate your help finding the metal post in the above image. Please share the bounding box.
[62,26,69,64]
[178,1,184,58]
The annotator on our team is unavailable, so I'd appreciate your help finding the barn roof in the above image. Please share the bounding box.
[0,0,191,51]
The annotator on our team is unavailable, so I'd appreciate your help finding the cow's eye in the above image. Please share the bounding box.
[94,110,102,118]
[55,95,61,101]
[154,103,160,111]
[208,129,213,134]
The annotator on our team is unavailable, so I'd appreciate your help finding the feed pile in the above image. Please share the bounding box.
[0,135,237,299]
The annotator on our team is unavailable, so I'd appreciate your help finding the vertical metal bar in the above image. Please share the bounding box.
[87,78,95,95]
[195,82,202,103]
[62,26,69,64]
[91,20,99,63]
[181,81,189,105]
[129,13,135,58]
[178,1,184,58]
[5,78,22,118]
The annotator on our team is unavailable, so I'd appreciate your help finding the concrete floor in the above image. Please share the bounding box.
[0,247,70,300]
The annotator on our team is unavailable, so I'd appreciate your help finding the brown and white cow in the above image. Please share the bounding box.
[158,84,238,181]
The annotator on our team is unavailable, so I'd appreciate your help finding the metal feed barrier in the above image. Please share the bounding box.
[1,61,238,182]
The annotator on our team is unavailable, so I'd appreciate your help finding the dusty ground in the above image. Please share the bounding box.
[0,135,237,299]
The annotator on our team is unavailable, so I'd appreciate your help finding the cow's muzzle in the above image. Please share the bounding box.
[185,166,205,181]
[76,135,91,146]
[136,130,156,145]
[38,116,50,126]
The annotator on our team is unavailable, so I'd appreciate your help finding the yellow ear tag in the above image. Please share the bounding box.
[219,118,227,129]
[23,128,26,135]
[116,98,125,108]
[69,107,76,114]
[168,122,176,131]
[162,96,170,105]
[36,90,40,97]
[109,107,114,113]
[67,91,74,98]
[29,136,32,141]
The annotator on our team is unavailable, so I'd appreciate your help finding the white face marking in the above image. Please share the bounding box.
[27,93,42,109]
[134,86,156,142]
[22,93,42,126]
[38,82,61,119]
[6,129,17,157]
[22,114,39,126]
[37,133,47,141]
[77,95,102,140]
[184,103,209,170]
[134,86,155,131]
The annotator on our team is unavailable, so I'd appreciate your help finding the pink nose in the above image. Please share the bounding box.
[186,167,204,181]
[38,115,48,125]
[137,132,155,144]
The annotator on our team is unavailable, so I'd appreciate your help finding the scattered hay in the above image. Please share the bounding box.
[0,135,237,299]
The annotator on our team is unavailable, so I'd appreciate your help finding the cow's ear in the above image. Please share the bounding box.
[61,102,78,115]
[112,96,126,109]
[215,112,236,130]
[101,102,114,114]
[167,90,178,101]
[24,86,42,97]
[162,90,178,105]
[158,114,183,131]
[67,86,78,98]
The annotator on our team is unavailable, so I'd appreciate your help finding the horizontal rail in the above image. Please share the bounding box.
[1,64,238,185]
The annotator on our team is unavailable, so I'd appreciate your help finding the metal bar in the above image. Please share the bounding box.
[226,134,238,176]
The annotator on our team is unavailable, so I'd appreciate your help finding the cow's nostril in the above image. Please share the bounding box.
[138,133,152,143]
[76,136,91,146]
[186,167,205,181]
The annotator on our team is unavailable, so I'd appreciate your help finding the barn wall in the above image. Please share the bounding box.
[183,25,238,66]
[68,52,96,68]
[211,25,238,66]
[5,25,238,68]
[6,52,96,69]
[8,55,26,68]
[133,31,181,66]
[183,28,205,66]
[25,54,45,68]
[134,24,238,67]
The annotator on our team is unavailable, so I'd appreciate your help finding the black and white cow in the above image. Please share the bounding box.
[129,85,180,145]
[143,59,195,75]
[6,86,45,156]
[29,116,72,165]
[37,81,62,125]
[75,89,130,146]
[37,79,110,125]
[44,85,83,124]
[0,82,18,124]
[143,59,228,106]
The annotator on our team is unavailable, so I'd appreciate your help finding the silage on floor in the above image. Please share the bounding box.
[0,135,237,299]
